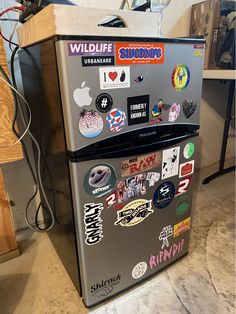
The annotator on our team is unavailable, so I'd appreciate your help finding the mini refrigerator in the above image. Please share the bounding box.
[19,35,205,307]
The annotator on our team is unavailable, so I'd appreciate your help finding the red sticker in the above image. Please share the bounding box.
[106,191,117,208]
[175,176,192,196]
[179,161,194,178]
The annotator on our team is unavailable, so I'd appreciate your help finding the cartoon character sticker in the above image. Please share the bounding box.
[79,110,103,138]
[172,64,190,91]
[150,98,164,124]
[168,103,181,122]
[159,225,173,249]
[162,147,180,179]
[183,143,195,159]
[84,164,116,197]
[117,173,146,203]
[106,108,126,132]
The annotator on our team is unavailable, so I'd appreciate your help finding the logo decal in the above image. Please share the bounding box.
[132,262,148,279]
[127,95,149,125]
[183,99,197,118]
[84,203,103,245]
[84,164,116,197]
[68,42,114,56]
[172,64,190,91]
[162,147,180,179]
[153,181,175,209]
[176,195,190,215]
[96,93,113,113]
[175,176,192,196]
[106,191,117,208]
[116,42,165,65]
[121,152,161,177]
[106,108,126,132]
[168,103,181,122]
[146,172,160,187]
[183,142,195,159]
[114,199,153,227]
[91,274,121,298]
[173,217,191,237]
[99,66,130,90]
[82,56,115,67]
[79,110,103,139]
[179,161,195,178]
[73,81,92,108]
[159,225,173,249]
[117,173,146,203]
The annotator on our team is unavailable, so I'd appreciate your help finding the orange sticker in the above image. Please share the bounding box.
[173,217,191,237]
[116,42,165,65]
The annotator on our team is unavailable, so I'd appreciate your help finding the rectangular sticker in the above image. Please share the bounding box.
[116,42,165,65]
[99,66,130,90]
[68,42,114,56]
[121,152,161,177]
[179,160,195,178]
[174,217,191,237]
[127,95,149,125]
[162,147,180,180]
[82,56,115,67]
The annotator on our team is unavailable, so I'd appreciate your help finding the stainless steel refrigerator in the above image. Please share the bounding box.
[19,36,205,307]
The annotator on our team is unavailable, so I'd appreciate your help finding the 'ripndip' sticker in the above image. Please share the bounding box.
[84,203,103,246]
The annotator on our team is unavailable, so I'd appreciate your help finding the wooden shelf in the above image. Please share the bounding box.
[203,70,235,80]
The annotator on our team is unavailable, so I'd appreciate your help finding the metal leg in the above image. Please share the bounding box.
[202,80,235,185]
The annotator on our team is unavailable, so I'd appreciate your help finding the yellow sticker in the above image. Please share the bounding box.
[194,50,203,57]
[171,64,190,91]
[173,217,191,237]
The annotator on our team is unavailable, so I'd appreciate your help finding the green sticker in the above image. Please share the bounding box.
[183,143,195,159]
[176,196,190,215]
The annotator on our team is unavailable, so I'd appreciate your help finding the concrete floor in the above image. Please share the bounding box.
[0,163,235,314]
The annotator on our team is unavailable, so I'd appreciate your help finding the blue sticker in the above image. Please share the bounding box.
[153,181,175,209]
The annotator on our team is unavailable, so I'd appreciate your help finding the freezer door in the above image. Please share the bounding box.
[55,39,204,152]
[69,135,198,307]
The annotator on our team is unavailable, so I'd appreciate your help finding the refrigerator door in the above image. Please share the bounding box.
[69,134,198,307]
[55,39,204,152]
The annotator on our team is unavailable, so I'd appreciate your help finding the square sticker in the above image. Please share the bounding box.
[127,95,149,125]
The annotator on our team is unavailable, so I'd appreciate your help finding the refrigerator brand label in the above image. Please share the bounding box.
[127,95,149,125]
[68,42,114,56]
[162,147,180,179]
[175,195,190,216]
[121,152,161,177]
[159,225,173,249]
[149,239,185,270]
[114,199,154,227]
[173,217,191,237]
[117,173,146,203]
[132,262,148,279]
[84,164,116,197]
[168,103,181,122]
[106,108,126,132]
[82,56,115,67]
[99,66,130,90]
[84,203,103,246]
[96,93,113,113]
[91,274,121,298]
[171,64,190,91]
[175,176,192,196]
[116,42,165,65]
[183,143,195,159]
[153,182,175,209]
[79,110,103,139]
[182,99,197,119]
[179,161,195,178]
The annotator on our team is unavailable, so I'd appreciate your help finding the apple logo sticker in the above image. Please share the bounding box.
[73,81,92,107]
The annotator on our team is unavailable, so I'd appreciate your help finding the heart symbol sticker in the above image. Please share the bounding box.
[109,71,118,82]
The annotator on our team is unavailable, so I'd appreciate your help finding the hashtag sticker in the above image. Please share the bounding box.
[101,98,108,108]
[96,93,113,113]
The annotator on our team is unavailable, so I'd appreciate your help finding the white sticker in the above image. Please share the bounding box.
[162,147,180,179]
[73,81,92,107]
[168,103,181,122]
[99,66,130,90]
[179,160,195,178]
[146,172,160,187]
[84,203,103,246]
[159,225,173,249]
[132,262,147,279]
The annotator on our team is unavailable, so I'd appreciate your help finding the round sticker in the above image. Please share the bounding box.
[172,64,190,91]
[183,143,195,159]
[153,181,175,209]
[132,262,147,279]
[79,110,103,138]
[84,164,116,197]
[95,93,113,113]
[176,195,190,215]
[106,108,126,132]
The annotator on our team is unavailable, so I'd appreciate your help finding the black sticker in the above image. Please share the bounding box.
[82,56,115,67]
[95,93,113,113]
[127,95,149,126]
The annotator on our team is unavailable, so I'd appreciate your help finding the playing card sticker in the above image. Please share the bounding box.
[121,152,161,177]
[153,182,175,209]
[182,99,197,118]
[159,225,173,249]
[79,110,103,138]
[172,64,190,91]
[179,161,195,178]
[175,176,192,196]
[175,195,190,215]
[99,66,130,90]
[96,93,113,113]
[117,173,146,203]
[84,203,103,246]
[84,164,116,197]
[114,199,153,227]
[106,108,126,132]
[146,172,160,187]
[127,95,149,125]
[168,103,181,122]
[132,262,148,279]
[183,143,195,159]
[173,217,191,237]
[162,147,180,179]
